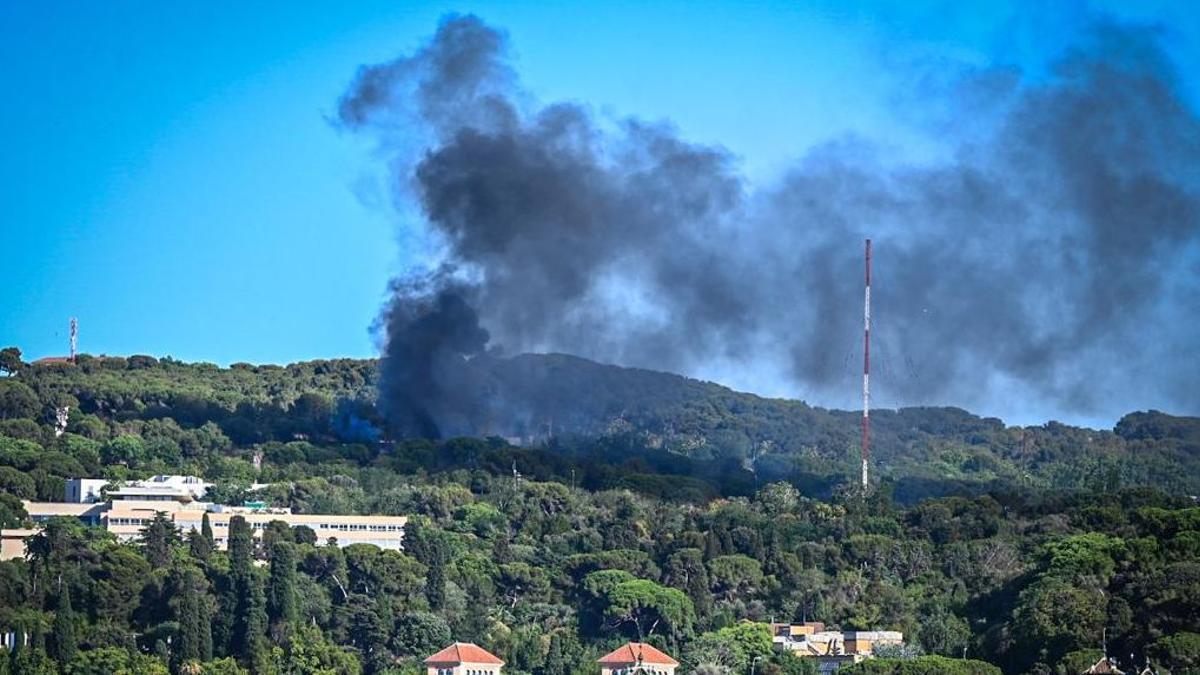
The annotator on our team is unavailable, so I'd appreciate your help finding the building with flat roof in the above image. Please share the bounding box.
[772,624,904,671]
[24,501,106,526]
[65,478,109,503]
[6,498,406,560]
[65,475,212,503]
[841,631,904,655]
[772,622,827,639]
[169,508,406,550]
[425,642,504,675]
[1,529,38,562]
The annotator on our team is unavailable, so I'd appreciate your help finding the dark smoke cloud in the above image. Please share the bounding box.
[341,14,1200,435]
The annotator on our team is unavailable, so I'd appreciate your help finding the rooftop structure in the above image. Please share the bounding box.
[772,622,827,638]
[425,642,504,675]
[65,478,108,503]
[598,642,679,675]
[65,475,213,503]
[107,475,212,501]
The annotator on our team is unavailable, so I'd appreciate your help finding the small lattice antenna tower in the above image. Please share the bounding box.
[69,317,78,363]
[862,239,871,489]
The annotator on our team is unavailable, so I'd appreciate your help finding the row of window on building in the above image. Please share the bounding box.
[108,517,146,526]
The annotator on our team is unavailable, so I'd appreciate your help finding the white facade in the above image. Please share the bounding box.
[65,478,109,503]
[17,499,407,554]
[67,475,214,503]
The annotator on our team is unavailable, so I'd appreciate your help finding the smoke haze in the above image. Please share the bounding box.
[339,15,1200,436]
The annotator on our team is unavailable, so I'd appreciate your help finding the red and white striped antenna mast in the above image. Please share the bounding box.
[862,239,871,489]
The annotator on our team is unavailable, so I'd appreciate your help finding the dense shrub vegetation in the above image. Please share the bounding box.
[0,350,1197,675]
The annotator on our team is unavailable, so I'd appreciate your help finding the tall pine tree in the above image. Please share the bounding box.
[425,556,446,611]
[187,529,212,562]
[540,632,570,675]
[174,567,213,668]
[267,541,299,639]
[143,511,178,567]
[228,516,266,662]
[51,583,77,664]
[200,512,214,547]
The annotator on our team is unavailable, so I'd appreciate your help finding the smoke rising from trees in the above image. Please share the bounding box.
[339,15,1200,436]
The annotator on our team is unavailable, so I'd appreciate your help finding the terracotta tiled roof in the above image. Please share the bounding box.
[1085,658,1125,675]
[597,643,678,667]
[425,643,504,666]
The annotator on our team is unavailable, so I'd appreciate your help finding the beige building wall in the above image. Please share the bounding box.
[428,663,503,675]
[19,500,406,552]
[600,666,676,675]
[170,510,406,550]
[1,529,39,561]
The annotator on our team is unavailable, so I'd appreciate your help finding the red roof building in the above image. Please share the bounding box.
[1085,658,1125,675]
[425,643,504,675]
[597,643,678,675]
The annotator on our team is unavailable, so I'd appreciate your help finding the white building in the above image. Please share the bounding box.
[7,498,406,559]
[65,478,109,503]
[65,475,213,503]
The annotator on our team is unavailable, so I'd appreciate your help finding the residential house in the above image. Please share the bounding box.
[425,642,504,675]
[1085,658,1125,675]
[597,642,679,675]
[773,624,903,658]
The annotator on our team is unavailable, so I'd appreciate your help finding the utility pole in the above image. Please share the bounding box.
[862,239,871,490]
[751,656,765,675]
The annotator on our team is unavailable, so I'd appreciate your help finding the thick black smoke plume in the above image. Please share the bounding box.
[341,15,1200,435]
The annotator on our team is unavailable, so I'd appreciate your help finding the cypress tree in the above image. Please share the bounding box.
[267,541,298,638]
[51,583,77,664]
[228,516,266,661]
[143,511,178,567]
[541,632,570,675]
[687,564,713,621]
[243,580,267,662]
[175,568,213,666]
[704,530,722,559]
[210,568,236,658]
[425,556,446,611]
[154,638,170,665]
[200,512,214,548]
[228,516,253,579]
[187,529,211,562]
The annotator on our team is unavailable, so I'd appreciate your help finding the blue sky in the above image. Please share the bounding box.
[2,1,1197,422]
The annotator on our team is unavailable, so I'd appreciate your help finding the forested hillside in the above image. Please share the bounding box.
[1,349,1199,675]
[2,350,1198,502]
